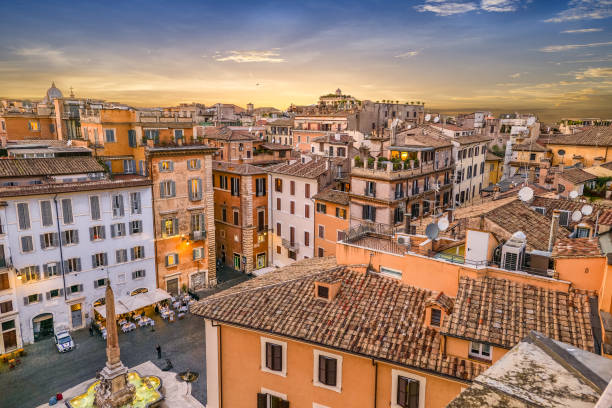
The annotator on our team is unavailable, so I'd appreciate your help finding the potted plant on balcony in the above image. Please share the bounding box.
[354,155,362,167]
[403,158,411,170]
[391,157,401,171]
[367,157,374,169]
[414,159,420,168]
[377,157,387,170]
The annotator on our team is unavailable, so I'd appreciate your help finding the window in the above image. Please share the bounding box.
[123,159,136,174]
[165,253,179,267]
[337,230,346,242]
[24,293,42,305]
[480,162,485,175]
[61,229,79,245]
[396,376,420,408]
[275,178,283,192]
[222,207,227,222]
[131,246,145,260]
[47,288,63,299]
[318,225,325,239]
[305,204,310,218]
[314,350,342,392]
[189,178,203,201]
[145,129,159,142]
[174,129,184,141]
[112,194,124,217]
[191,213,205,232]
[362,205,376,222]
[256,178,267,197]
[130,192,142,214]
[317,203,327,214]
[19,265,40,282]
[304,231,310,246]
[257,392,289,408]
[219,175,228,189]
[467,166,472,179]
[17,202,31,230]
[132,270,146,279]
[0,273,9,290]
[365,181,376,197]
[162,218,179,237]
[90,196,101,220]
[381,266,402,279]
[289,201,295,214]
[187,159,201,170]
[159,161,174,172]
[160,180,176,198]
[530,153,536,161]
[21,236,34,253]
[116,249,128,263]
[305,183,310,198]
[276,198,281,211]
[104,128,116,142]
[128,129,137,147]
[89,225,106,241]
[40,232,59,249]
[0,300,13,314]
[261,337,287,376]
[94,278,107,289]
[231,177,240,196]
[335,207,346,219]
[65,258,81,273]
[576,227,590,238]
[276,223,282,236]
[40,200,53,227]
[558,210,571,227]
[394,207,404,224]
[28,120,40,131]
[92,252,108,268]
[193,247,205,260]
[129,220,142,235]
[430,308,442,327]
[68,284,84,295]
[469,341,492,360]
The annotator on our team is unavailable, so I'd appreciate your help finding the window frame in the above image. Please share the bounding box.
[391,368,426,408]
[260,337,287,377]
[469,341,492,360]
[313,349,342,393]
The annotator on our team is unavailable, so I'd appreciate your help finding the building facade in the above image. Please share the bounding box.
[313,188,350,258]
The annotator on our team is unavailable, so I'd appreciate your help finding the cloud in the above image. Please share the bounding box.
[480,0,521,12]
[213,50,285,63]
[13,47,67,65]
[575,67,612,79]
[561,28,603,33]
[394,50,420,58]
[509,72,521,78]
[545,0,612,23]
[540,41,612,52]
[415,1,478,16]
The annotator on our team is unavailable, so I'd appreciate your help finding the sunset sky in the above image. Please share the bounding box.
[1,0,611,120]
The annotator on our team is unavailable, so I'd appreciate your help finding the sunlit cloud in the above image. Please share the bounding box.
[394,50,420,58]
[545,0,612,23]
[509,72,521,78]
[480,0,521,12]
[415,1,478,16]
[561,28,603,33]
[575,67,612,79]
[13,47,68,65]
[540,41,612,52]
[213,50,285,63]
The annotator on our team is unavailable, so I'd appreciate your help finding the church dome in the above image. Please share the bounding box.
[43,81,63,103]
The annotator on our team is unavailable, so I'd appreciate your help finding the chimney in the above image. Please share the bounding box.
[548,210,560,252]
[559,163,564,173]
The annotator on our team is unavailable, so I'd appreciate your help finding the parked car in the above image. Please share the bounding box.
[54,330,74,353]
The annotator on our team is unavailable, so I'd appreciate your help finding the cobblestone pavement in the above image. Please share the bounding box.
[0,313,207,408]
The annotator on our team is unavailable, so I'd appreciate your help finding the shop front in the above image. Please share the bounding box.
[32,313,54,342]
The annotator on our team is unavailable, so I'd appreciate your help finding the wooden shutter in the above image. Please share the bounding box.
[94,280,99,288]
[130,247,135,260]
[408,378,419,408]
[40,234,47,249]
[17,203,30,229]
[318,355,327,383]
[265,342,273,370]
[111,224,116,238]
[276,198,281,211]
[304,231,309,247]
[305,205,310,219]
[78,284,84,293]
[188,179,193,200]
[41,201,53,226]
[257,394,267,408]
[158,162,164,172]
[89,227,95,241]
[173,218,179,235]
[305,183,310,198]
[75,258,81,271]
[397,376,408,407]
[92,255,97,267]
[290,180,295,195]
[272,344,282,371]
[170,181,176,197]
[128,129,136,147]
[118,195,124,216]
[23,296,29,305]
[62,199,73,223]
[290,227,295,244]
[290,201,295,214]
[276,223,281,236]
[197,179,202,199]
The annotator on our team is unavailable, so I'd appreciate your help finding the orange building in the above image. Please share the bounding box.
[146,145,217,294]
[212,161,269,273]
[313,187,349,258]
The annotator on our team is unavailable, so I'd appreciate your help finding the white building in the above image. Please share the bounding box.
[0,157,156,345]
[0,235,21,355]
[268,157,345,266]
[449,136,490,206]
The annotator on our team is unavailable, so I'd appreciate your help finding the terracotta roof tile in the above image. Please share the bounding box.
[212,161,266,175]
[511,142,548,152]
[558,168,597,184]
[200,126,259,141]
[313,187,349,206]
[530,196,612,227]
[545,127,612,147]
[552,237,603,258]
[268,157,344,179]
[192,261,487,381]
[442,276,596,351]
[0,157,104,178]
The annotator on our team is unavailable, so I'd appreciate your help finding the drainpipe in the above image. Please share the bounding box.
[548,210,560,252]
[372,359,378,408]
[53,195,68,300]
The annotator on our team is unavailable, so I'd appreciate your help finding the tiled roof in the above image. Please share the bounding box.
[313,187,349,206]
[268,157,343,179]
[511,142,548,152]
[558,168,597,184]
[311,133,354,144]
[552,237,603,258]
[442,276,596,351]
[485,152,502,161]
[395,126,453,148]
[260,143,292,151]
[0,157,104,178]
[601,161,612,171]
[545,127,612,147]
[212,161,266,175]
[425,292,454,313]
[199,126,259,141]
[530,196,612,227]
[267,118,294,127]
[192,263,488,381]
[450,134,493,145]
[484,200,570,251]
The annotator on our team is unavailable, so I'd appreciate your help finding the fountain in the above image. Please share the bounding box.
[67,282,163,408]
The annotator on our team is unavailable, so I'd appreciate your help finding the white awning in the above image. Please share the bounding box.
[94,288,171,319]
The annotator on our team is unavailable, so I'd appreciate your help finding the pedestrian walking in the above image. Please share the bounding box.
[156,344,162,359]
[89,325,94,336]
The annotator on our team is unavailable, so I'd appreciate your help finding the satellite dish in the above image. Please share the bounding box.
[569,190,579,199]
[558,149,566,156]
[433,116,440,123]
[425,223,439,240]
[437,217,450,231]
[518,186,534,202]
[571,210,582,222]
[581,204,593,216]
[425,114,431,122]
[397,237,406,244]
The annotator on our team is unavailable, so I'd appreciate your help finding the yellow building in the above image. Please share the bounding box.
[544,127,612,168]
[485,152,502,186]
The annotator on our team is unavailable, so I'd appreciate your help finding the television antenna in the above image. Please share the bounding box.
[425,223,440,240]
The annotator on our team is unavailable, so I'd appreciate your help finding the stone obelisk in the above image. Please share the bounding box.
[94,281,135,407]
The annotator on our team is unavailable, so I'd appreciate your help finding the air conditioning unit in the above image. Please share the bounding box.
[501,232,526,271]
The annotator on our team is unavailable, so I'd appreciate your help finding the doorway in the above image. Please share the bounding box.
[167,278,179,296]
[32,313,54,342]
[70,303,83,329]
[256,253,266,269]
[233,253,241,270]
